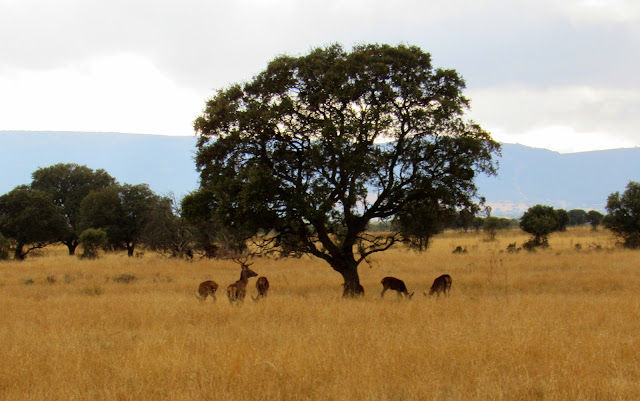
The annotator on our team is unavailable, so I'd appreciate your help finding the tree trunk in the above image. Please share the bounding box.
[338,263,364,298]
[64,240,79,256]
[14,243,26,260]
[126,242,135,257]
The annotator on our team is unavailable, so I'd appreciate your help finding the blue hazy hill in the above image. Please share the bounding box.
[1,131,639,217]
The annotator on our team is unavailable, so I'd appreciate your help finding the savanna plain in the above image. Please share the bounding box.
[1,227,639,400]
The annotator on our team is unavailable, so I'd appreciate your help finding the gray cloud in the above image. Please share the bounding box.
[1,0,638,149]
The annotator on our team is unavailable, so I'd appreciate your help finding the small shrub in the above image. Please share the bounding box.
[78,228,107,259]
[112,274,136,284]
[46,275,56,284]
[452,246,468,254]
[80,285,103,296]
[23,278,34,285]
[574,243,582,251]
[506,242,521,253]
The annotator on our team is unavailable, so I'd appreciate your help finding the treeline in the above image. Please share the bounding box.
[0,163,217,260]
[1,163,638,261]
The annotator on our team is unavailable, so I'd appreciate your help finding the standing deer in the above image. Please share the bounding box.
[252,276,270,301]
[426,274,452,297]
[196,280,219,301]
[380,277,414,299]
[226,260,258,303]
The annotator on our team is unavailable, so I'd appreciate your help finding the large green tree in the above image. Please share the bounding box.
[193,44,500,296]
[603,181,640,248]
[31,163,116,255]
[0,188,67,259]
[80,183,161,256]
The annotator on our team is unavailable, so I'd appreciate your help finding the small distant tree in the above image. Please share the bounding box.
[482,216,511,240]
[587,210,604,231]
[603,181,640,248]
[0,188,67,259]
[78,228,107,259]
[396,200,457,251]
[483,217,500,240]
[555,209,569,232]
[519,205,560,248]
[568,209,588,226]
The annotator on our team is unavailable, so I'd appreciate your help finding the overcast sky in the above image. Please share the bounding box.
[1,0,638,153]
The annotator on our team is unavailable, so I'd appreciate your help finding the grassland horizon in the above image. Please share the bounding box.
[1,227,639,400]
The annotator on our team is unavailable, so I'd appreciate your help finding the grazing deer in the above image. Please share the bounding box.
[252,276,270,301]
[380,277,414,299]
[426,274,452,297]
[226,260,258,303]
[196,280,219,301]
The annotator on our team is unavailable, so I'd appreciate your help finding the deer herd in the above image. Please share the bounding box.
[197,259,451,303]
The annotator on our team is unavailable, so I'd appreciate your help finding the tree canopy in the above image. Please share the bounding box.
[0,188,67,259]
[30,163,116,255]
[193,44,500,295]
[604,181,640,248]
[80,183,162,256]
[519,204,560,248]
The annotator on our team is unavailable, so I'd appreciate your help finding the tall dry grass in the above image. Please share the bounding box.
[1,227,639,400]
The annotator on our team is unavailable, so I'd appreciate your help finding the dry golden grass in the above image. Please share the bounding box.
[2,227,640,400]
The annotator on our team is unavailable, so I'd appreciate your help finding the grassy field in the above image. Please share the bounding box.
[1,227,639,400]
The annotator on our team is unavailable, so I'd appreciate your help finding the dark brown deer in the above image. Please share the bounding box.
[427,274,452,297]
[380,277,414,299]
[252,276,270,301]
[226,260,258,303]
[196,280,219,301]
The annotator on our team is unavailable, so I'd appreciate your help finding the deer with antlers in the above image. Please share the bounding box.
[226,258,258,303]
[252,276,270,301]
[380,277,414,299]
[426,274,452,297]
[196,280,219,301]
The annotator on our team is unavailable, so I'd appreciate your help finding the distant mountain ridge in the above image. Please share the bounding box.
[2,131,639,217]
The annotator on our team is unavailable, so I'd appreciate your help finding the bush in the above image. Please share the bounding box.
[78,228,107,259]
[112,274,136,284]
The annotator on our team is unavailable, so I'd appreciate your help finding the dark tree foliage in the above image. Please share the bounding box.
[31,163,116,255]
[80,184,161,256]
[603,181,640,248]
[193,44,499,295]
[396,199,456,251]
[181,189,249,258]
[555,209,569,232]
[587,210,604,231]
[568,209,588,226]
[519,205,560,248]
[483,216,513,240]
[0,188,67,260]
[142,197,195,259]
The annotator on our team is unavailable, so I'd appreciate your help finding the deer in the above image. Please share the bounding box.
[226,259,258,303]
[380,277,414,299]
[196,280,219,301]
[252,276,270,301]
[426,274,452,297]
